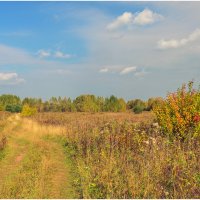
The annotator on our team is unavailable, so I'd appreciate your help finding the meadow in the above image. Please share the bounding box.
[0,82,200,199]
[31,112,200,199]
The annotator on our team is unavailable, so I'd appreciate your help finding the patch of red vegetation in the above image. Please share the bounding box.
[194,114,200,123]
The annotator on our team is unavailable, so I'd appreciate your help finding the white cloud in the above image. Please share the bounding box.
[0,72,24,85]
[37,49,72,59]
[157,28,200,49]
[54,51,72,59]
[120,66,137,75]
[0,44,73,71]
[99,66,139,75]
[99,68,109,73]
[0,72,17,81]
[0,73,17,81]
[80,7,200,76]
[37,49,51,58]
[107,12,133,30]
[107,9,163,30]
[133,9,163,26]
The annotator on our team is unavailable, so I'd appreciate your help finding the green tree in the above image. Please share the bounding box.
[104,95,126,112]
[0,94,21,111]
[74,95,99,112]
[127,99,146,114]
[118,98,127,112]
[146,97,164,111]
[22,97,43,112]
[5,104,22,113]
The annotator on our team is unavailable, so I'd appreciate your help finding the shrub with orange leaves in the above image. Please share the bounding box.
[154,81,200,139]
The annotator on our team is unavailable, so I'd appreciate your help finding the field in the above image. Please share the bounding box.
[1,2,200,199]
[0,111,199,199]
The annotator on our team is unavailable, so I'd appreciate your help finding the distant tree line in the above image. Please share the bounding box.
[0,94,163,114]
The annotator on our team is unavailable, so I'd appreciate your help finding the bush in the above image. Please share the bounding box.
[153,81,200,139]
[133,104,145,114]
[0,104,4,111]
[127,99,146,114]
[5,104,22,113]
[21,104,37,117]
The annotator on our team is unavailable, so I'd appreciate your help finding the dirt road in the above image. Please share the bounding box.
[0,114,79,198]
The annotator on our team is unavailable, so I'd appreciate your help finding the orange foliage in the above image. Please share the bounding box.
[154,81,200,139]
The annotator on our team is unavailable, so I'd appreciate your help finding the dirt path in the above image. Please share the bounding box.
[0,114,79,198]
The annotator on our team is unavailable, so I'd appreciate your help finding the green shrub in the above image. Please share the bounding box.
[21,104,37,117]
[133,104,145,114]
[127,99,146,114]
[5,104,22,113]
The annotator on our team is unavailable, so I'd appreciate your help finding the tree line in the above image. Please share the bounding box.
[0,94,163,114]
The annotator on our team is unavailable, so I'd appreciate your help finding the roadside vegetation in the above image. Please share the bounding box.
[0,112,11,160]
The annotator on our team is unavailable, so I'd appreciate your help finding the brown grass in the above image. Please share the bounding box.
[31,112,200,199]
[1,111,199,198]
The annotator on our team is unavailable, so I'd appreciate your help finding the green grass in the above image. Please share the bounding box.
[0,115,81,199]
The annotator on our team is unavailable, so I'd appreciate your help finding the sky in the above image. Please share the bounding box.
[0,2,200,101]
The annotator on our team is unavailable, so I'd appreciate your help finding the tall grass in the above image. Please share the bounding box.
[0,112,11,153]
[33,112,200,198]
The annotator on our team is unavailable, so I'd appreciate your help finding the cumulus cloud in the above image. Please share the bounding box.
[0,72,24,85]
[99,68,109,73]
[54,51,72,59]
[157,28,200,49]
[134,9,163,26]
[37,49,51,58]
[120,66,137,75]
[107,9,163,30]
[107,12,133,30]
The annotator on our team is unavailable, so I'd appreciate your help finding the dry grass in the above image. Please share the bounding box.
[1,111,199,198]
[32,112,200,199]
[32,111,154,125]
[0,112,12,157]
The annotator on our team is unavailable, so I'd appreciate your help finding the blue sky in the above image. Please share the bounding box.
[0,2,200,100]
